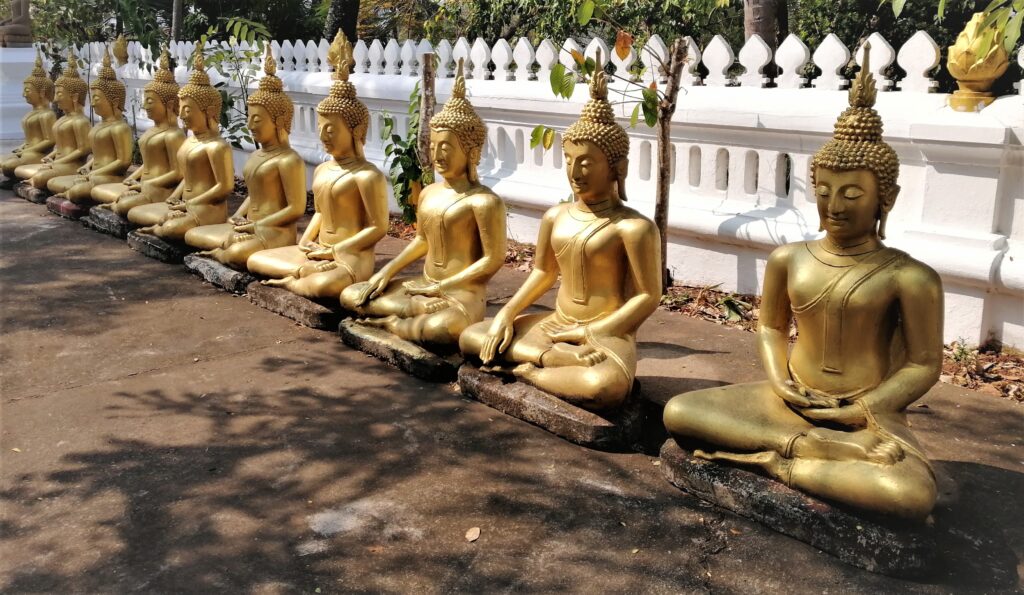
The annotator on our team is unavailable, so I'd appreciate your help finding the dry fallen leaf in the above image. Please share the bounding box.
[11,448,22,453]
[465,527,481,542]
[631,548,640,554]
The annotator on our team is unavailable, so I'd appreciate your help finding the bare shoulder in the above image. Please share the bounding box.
[895,252,942,294]
[276,149,305,169]
[353,162,387,184]
[542,201,571,222]
[766,241,803,270]
[468,185,503,209]
[615,206,657,238]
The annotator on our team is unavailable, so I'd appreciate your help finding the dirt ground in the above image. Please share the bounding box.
[1,191,1022,593]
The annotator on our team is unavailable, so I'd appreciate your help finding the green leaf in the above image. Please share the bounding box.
[530,124,545,148]
[984,0,1006,13]
[892,0,906,17]
[641,87,658,110]
[561,72,576,98]
[642,102,657,127]
[583,57,596,77]
[576,0,595,26]
[937,0,947,19]
[542,127,555,150]
[549,63,566,96]
[1003,9,1023,52]
[630,104,640,128]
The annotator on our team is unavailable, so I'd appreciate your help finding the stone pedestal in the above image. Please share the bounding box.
[46,195,91,219]
[658,440,935,578]
[127,230,191,263]
[15,180,47,203]
[246,282,343,330]
[0,47,34,140]
[81,206,134,238]
[458,364,643,450]
[338,319,461,382]
[0,175,17,190]
[183,254,254,294]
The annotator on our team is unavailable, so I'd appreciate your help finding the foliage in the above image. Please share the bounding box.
[426,0,743,49]
[182,0,325,42]
[885,0,1022,55]
[199,17,272,149]
[358,0,437,40]
[381,82,434,224]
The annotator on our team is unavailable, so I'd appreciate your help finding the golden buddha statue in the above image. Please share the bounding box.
[2,52,56,181]
[250,31,388,298]
[133,50,234,242]
[94,49,186,216]
[662,45,941,521]
[459,66,662,410]
[16,51,91,189]
[47,47,133,203]
[183,46,305,268]
[339,59,506,347]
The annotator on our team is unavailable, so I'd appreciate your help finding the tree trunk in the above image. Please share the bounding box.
[743,0,785,50]
[170,0,183,42]
[324,0,360,42]
[418,52,436,172]
[654,38,688,292]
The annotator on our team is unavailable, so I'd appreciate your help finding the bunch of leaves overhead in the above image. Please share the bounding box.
[199,17,271,149]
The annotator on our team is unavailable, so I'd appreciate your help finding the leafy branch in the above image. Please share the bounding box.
[199,16,271,149]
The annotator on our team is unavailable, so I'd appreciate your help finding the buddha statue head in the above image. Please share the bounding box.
[429,58,486,184]
[178,50,222,134]
[810,43,900,240]
[562,58,631,203]
[54,50,88,114]
[316,30,369,160]
[23,50,54,108]
[89,47,126,120]
[247,44,294,147]
[143,48,180,125]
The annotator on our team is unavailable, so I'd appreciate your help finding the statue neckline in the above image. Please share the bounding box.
[569,199,618,221]
[807,241,883,268]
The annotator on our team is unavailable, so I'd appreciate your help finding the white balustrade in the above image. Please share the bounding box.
[101,31,1024,347]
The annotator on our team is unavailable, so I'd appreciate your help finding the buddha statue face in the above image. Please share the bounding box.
[247,104,278,146]
[54,86,78,113]
[814,166,898,243]
[563,139,623,204]
[91,89,113,119]
[143,90,168,123]
[179,96,211,134]
[318,112,354,160]
[22,84,40,107]
[430,129,469,181]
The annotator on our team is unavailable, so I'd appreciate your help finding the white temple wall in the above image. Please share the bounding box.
[56,32,1024,347]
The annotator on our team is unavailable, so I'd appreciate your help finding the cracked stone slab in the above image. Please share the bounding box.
[183,254,255,294]
[81,206,134,239]
[16,181,49,203]
[46,196,91,220]
[246,282,343,330]
[658,439,936,578]
[338,319,461,382]
[127,230,191,264]
[458,364,643,450]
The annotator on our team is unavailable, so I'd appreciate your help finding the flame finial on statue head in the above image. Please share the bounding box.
[563,49,630,167]
[25,48,55,100]
[179,47,222,116]
[144,46,180,106]
[328,30,353,82]
[430,57,486,158]
[248,43,293,133]
[55,48,89,103]
[91,45,127,111]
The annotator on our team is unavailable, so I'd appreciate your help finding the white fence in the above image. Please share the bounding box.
[64,32,1024,347]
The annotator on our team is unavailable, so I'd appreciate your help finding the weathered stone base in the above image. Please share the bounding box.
[127,230,191,264]
[658,440,935,578]
[458,364,643,450]
[338,319,461,382]
[81,206,134,239]
[16,181,48,203]
[246,282,343,330]
[46,195,92,220]
[0,175,17,190]
[183,254,255,294]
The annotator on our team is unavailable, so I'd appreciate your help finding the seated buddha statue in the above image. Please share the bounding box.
[339,59,506,348]
[16,51,91,189]
[47,47,133,203]
[459,67,662,411]
[662,45,941,521]
[133,51,233,242]
[94,49,186,216]
[183,46,306,269]
[250,31,388,298]
[1,52,56,182]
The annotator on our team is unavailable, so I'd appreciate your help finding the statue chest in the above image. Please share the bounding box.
[314,170,361,233]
